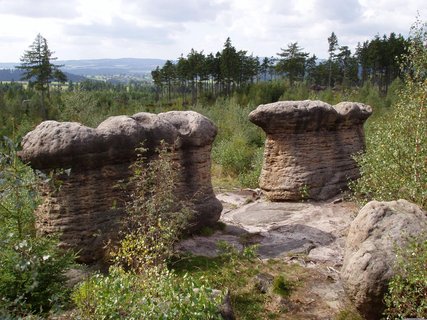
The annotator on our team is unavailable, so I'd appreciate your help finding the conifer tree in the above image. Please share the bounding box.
[17,34,66,119]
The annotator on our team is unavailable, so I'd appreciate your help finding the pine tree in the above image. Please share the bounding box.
[327,32,338,87]
[276,42,309,85]
[17,34,66,119]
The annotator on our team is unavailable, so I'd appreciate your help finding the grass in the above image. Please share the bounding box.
[169,246,307,320]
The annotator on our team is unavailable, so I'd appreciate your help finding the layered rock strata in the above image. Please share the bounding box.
[249,100,372,201]
[19,111,222,263]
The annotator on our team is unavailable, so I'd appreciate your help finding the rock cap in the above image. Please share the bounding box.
[249,100,372,133]
[19,111,217,169]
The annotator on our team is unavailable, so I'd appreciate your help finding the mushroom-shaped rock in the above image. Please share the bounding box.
[341,200,427,320]
[19,111,222,263]
[249,100,372,201]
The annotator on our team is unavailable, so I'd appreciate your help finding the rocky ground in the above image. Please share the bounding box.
[178,189,361,319]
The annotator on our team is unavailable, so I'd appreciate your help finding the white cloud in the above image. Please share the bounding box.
[0,0,426,62]
[0,0,79,18]
[124,0,230,23]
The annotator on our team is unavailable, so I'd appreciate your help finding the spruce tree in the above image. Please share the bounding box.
[17,34,66,119]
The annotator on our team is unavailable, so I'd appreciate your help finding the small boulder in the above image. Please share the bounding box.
[341,200,427,320]
[254,273,274,294]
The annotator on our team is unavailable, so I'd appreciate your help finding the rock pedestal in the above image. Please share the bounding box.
[249,100,372,201]
[19,111,222,263]
[341,200,427,320]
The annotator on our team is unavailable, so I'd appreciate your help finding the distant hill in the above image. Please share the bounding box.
[0,58,166,83]
[0,68,86,82]
[58,58,166,76]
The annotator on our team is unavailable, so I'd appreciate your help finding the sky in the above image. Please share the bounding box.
[0,0,426,62]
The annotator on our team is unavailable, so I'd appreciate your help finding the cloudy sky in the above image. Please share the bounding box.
[0,0,425,62]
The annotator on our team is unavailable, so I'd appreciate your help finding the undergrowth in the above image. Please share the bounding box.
[0,136,75,318]
[170,242,306,319]
[72,142,223,319]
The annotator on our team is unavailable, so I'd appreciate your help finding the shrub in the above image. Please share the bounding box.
[0,136,75,317]
[111,141,194,271]
[72,266,223,320]
[351,19,427,209]
[384,235,427,319]
[0,235,75,317]
[238,146,263,188]
[73,141,223,319]
[272,275,293,297]
[0,136,38,238]
[213,135,255,177]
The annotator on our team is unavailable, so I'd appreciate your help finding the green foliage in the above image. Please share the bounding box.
[237,146,263,188]
[0,136,38,238]
[0,136,75,317]
[237,80,287,106]
[172,242,263,318]
[334,309,363,320]
[352,19,427,209]
[73,141,223,319]
[276,42,309,85]
[195,222,227,237]
[171,243,310,319]
[0,235,75,317]
[17,34,67,119]
[72,266,223,320]
[299,184,310,201]
[279,81,310,101]
[384,235,427,319]
[192,98,265,188]
[213,134,255,177]
[112,141,194,272]
[272,275,293,297]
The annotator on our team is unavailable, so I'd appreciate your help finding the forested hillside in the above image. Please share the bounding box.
[0,69,86,82]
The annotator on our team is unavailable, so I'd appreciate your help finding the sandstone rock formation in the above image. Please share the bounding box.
[249,100,372,201]
[341,200,427,320]
[19,111,222,263]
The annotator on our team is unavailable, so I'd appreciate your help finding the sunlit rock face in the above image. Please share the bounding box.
[249,100,372,201]
[19,111,222,263]
[341,199,427,320]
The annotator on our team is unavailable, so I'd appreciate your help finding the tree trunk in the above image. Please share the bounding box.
[41,90,48,120]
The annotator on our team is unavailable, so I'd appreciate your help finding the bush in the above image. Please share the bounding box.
[111,141,194,271]
[73,141,223,319]
[72,266,223,320]
[238,146,263,188]
[272,275,293,297]
[0,235,75,317]
[384,235,427,319]
[351,19,427,209]
[0,136,75,317]
[0,136,38,238]
[213,135,255,177]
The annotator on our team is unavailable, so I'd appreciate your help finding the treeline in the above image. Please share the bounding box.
[151,38,260,104]
[152,33,409,103]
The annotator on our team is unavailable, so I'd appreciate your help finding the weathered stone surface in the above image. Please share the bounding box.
[249,100,372,201]
[19,111,222,263]
[341,200,427,320]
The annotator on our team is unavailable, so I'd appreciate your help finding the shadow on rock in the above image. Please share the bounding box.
[258,224,336,258]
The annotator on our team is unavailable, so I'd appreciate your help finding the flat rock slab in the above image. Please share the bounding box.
[177,191,359,317]
[179,193,357,265]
